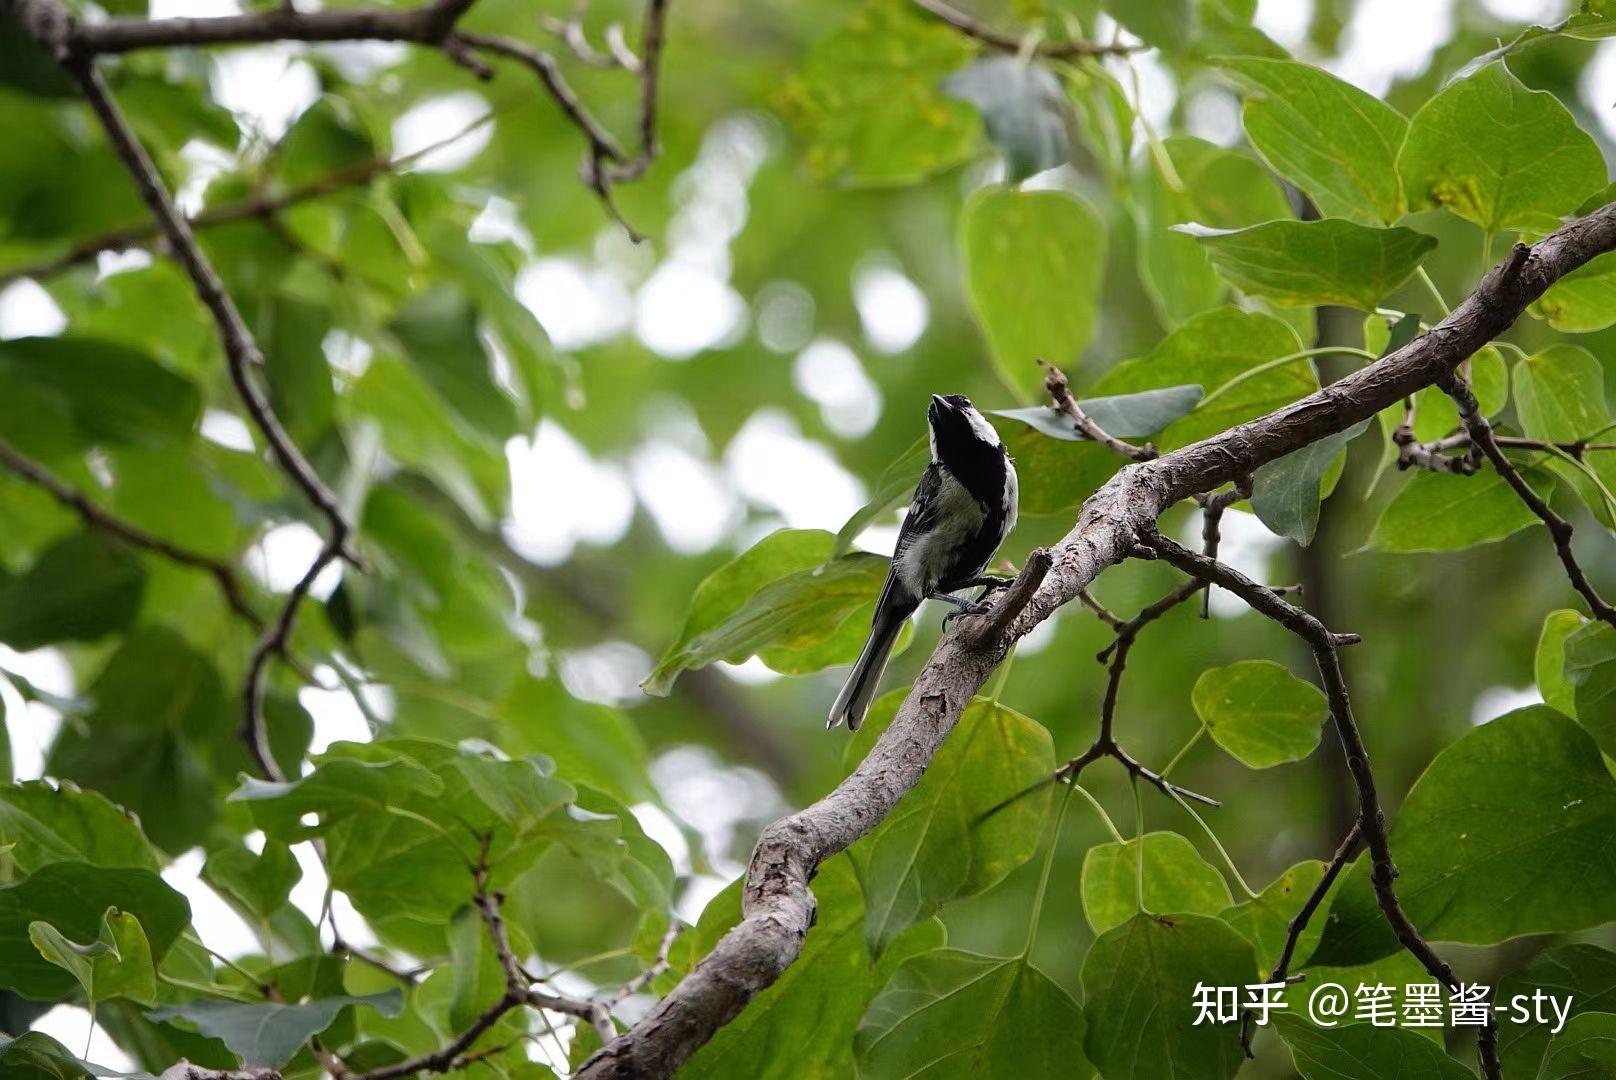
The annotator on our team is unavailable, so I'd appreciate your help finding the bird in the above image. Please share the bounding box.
[828,393,1019,731]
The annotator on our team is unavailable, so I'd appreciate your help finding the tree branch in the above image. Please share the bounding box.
[1440,371,1616,632]
[1041,358,1158,462]
[1144,534,1499,1077]
[910,0,1140,58]
[578,206,1616,1079]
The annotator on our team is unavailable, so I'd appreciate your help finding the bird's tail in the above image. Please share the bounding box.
[828,586,915,731]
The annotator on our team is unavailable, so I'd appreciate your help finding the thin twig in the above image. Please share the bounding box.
[0,438,261,628]
[1145,534,1500,1079]
[1040,359,1158,462]
[910,0,1139,57]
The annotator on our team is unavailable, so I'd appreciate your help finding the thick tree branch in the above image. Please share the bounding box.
[579,208,1616,1079]
[1145,535,1499,1077]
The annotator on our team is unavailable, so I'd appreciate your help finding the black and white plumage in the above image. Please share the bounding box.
[828,394,1019,731]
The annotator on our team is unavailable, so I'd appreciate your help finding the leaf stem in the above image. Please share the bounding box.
[1132,776,1147,914]
[1197,347,1378,409]
[1158,725,1205,779]
[1168,786,1257,900]
[1416,266,1451,315]
[1023,784,1076,957]
[1070,781,1126,845]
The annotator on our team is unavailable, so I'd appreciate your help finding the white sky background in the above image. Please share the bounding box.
[0,0,1586,1064]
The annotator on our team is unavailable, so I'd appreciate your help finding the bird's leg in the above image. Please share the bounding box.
[952,574,1013,593]
[928,589,990,630]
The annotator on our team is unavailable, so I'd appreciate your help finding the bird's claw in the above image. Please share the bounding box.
[942,599,990,630]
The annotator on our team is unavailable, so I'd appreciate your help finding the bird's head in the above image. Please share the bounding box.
[928,393,1003,464]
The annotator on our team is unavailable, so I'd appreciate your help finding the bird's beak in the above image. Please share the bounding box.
[931,394,948,409]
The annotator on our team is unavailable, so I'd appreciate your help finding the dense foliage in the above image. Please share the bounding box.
[8,0,1616,1078]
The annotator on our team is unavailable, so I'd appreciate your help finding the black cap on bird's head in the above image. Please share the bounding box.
[928,393,1002,459]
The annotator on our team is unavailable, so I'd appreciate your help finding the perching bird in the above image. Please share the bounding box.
[828,394,1019,731]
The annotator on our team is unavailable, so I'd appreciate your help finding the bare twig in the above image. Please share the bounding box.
[1144,534,1499,1078]
[910,0,1140,58]
[1238,819,1362,1055]
[1440,372,1616,632]
[0,438,261,629]
[1040,359,1158,462]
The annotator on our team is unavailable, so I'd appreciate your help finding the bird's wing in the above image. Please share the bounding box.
[891,463,942,563]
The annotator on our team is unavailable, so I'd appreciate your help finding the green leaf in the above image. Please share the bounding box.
[1540,1012,1616,1079]
[0,780,161,873]
[227,756,446,840]
[831,437,929,559]
[1103,0,1195,53]
[259,291,336,449]
[0,532,144,650]
[855,949,1091,1078]
[200,841,301,923]
[147,991,403,1068]
[1251,420,1370,544]
[993,385,1203,442]
[1220,860,1332,973]
[1220,57,1409,225]
[1192,660,1330,768]
[1538,609,1587,717]
[942,59,1071,182]
[1514,344,1611,441]
[447,904,504,1033]
[390,287,520,440]
[1087,307,1311,450]
[1175,219,1437,310]
[962,186,1106,399]
[1080,832,1233,934]
[1364,467,1547,553]
[1081,913,1255,1080]
[0,1030,144,1080]
[29,907,157,1006]
[643,529,901,695]
[680,855,942,1080]
[0,862,189,1000]
[1399,61,1606,233]
[1274,1014,1473,1079]
[1497,945,1616,1076]
[1313,707,1616,966]
[844,693,1053,953]
[0,336,200,449]
[1565,622,1616,758]
[1535,251,1616,333]
[781,1,977,186]
[1135,135,1294,325]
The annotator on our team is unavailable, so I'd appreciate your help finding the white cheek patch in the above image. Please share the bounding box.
[962,405,1001,447]
[928,420,939,462]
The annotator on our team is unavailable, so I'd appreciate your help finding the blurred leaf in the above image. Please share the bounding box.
[447,904,504,1033]
[277,95,374,188]
[0,780,160,874]
[844,692,1052,953]
[992,384,1202,442]
[1080,832,1233,934]
[0,532,144,650]
[390,286,520,439]
[0,862,188,1000]
[1274,1015,1473,1079]
[1081,914,1254,1080]
[1541,1012,1616,1079]
[1535,251,1616,332]
[1192,659,1329,768]
[228,756,444,840]
[201,841,301,923]
[643,529,898,695]
[963,186,1106,399]
[855,949,1091,1078]
[1399,61,1606,233]
[1103,0,1196,52]
[148,991,403,1068]
[780,1,978,186]
[831,438,928,559]
[1176,219,1437,310]
[1497,944,1616,1076]
[1135,135,1294,326]
[1538,608,1587,718]
[259,291,336,449]
[0,337,199,449]
[29,907,157,1006]
[1364,468,1547,553]
[1315,707,1616,965]
[1220,57,1408,225]
[0,1030,147,1080]
[1251,420,1369,544]
[943,58,1072,181]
